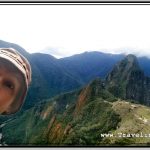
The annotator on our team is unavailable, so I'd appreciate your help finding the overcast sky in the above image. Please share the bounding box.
[1,5,150,58]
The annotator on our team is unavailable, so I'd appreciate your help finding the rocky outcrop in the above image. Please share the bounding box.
[106,54,150,105]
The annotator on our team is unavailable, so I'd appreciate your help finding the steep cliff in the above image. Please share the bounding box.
[106,54,150,105]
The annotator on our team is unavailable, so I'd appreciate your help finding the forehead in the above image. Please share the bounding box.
[0,58,23,79]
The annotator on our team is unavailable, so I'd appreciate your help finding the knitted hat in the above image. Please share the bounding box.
[0,48,31,115]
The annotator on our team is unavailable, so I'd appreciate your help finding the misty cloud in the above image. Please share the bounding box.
[1,5,150,58]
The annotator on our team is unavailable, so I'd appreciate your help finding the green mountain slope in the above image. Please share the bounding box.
[2,79,120,146]
[3,77,150,146]
[2,54,150,146]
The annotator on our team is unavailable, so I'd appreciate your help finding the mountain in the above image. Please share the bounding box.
[2,39,150,111]
[27,53,82,108]
[106,54,150,105]
[1,40,150,146]
[138,56,150,77]
[59,51,124,84]
[59,51,150,85]
[0,40,82,110]
[2,79,120,145]
[3,55,150,146]
[2,54,150,146]
[3,77,150,146]
[0,40,125,111]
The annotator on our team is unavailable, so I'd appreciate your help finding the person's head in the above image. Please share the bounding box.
[0,48,31,115]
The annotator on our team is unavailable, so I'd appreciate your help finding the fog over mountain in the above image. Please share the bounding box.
[38,47,150,59]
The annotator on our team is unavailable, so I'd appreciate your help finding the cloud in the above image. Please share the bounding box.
[1,5,150,58]
[39,46,78,58]
[39,47,64,58]
[107,48,150,58]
